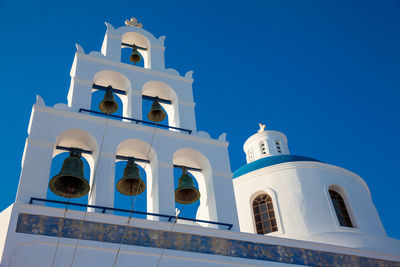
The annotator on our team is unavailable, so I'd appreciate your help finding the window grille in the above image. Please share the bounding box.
[253,194,278,234]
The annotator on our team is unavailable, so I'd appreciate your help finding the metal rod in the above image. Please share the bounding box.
[55,145,92,155]
[116,155,150,163]
[92,84,126,95]
[79,108,192,134]
[173,164,202,172]
[29,197,233,229]
[142,95,172,105]
[121,42,147,51]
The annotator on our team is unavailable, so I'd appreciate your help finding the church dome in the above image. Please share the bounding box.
[233,154,321,178]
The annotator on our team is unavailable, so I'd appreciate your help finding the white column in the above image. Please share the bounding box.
[212,172,240,231]
[101,34,122,62]
[178,102,196,132]
[15,138,54,204]
[88,152,115,212]
[147,161,175,220]
[149,46,165,71]
[128,89,142,120]
[67,78,92,112]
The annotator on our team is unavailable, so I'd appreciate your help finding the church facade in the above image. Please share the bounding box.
[0,19,399,266]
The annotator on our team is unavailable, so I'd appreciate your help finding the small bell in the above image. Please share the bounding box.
[130,47,141,64]
[116,159,146,196]
[99,87,119,114]
[49,150,90,198]
[147,97,166,123]
[175,168,200,204]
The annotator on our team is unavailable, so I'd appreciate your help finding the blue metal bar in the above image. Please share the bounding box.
[142,95,172,105]
[121,42,147,51]
[29,197,233,230]
[78,108,192,134]
[173,164,202,172]
[55,145,92,155]
[92,84,126,95]
[116,155,150,163]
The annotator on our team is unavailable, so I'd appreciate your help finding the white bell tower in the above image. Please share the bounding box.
[0,18,240,267]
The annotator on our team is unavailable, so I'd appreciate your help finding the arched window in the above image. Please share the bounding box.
[252,194,278,234]
[275,140,282,153]
[260,142,267,155]
[329,189,353,227]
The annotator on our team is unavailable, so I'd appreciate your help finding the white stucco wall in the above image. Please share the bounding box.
[233,161,400,255]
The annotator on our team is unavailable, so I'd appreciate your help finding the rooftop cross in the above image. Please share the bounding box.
[258,123,266,133]
[125,17,143,28]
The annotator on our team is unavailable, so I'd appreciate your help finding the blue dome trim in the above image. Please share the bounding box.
[233,154,322,178]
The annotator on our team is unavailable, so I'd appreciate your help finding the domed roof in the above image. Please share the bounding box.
[233,154,321,178]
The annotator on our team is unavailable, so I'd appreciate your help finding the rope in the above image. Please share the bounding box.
[155,205,185,267]
[111,125,158,267]
[51,198,70,267]
[69,116,109,267]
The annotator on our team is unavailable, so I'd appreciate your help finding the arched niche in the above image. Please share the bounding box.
[142,81,180,129]
[328,184,357,228]
[92,70,131,118]
[116,139,157,218]
[49,129,99,207]
[121,32,151,68]
[173,148,218,226]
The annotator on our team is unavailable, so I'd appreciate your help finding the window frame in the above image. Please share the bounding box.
[250,191,281,235]
[326,185,358,230]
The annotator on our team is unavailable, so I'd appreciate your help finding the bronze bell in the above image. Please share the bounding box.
[175,168,200,204]
[130,47,141,64]
[147,97,166,123]
[99,87,118,114]
[49,150,90,198]
[116,159,146,196]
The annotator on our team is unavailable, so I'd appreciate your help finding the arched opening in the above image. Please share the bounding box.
[252,194,278,234]
[329,187,354,227]
[115,139,157,219]
[259,141,267,155]
[121,32,150,68]
[92,70,131,118]
[47,129,98,210]
[275,140,282,153]
[142,81,179,129]
[173,148,217,226]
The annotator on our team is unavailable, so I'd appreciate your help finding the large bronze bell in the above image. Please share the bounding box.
[49,150,90,198]
[147,97,166,123]
[116,159,146,196]
[99,87,119,114]
[175,168,200,204]
[130,47,141,64]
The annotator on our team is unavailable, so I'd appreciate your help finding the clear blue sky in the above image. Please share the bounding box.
[0,1,399,239]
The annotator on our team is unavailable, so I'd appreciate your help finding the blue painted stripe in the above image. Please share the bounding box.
[233,154,321,178]
[15,213,400,267]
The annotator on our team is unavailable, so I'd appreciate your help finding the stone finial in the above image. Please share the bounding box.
[258,123,266,133]
[125,17,143,28]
